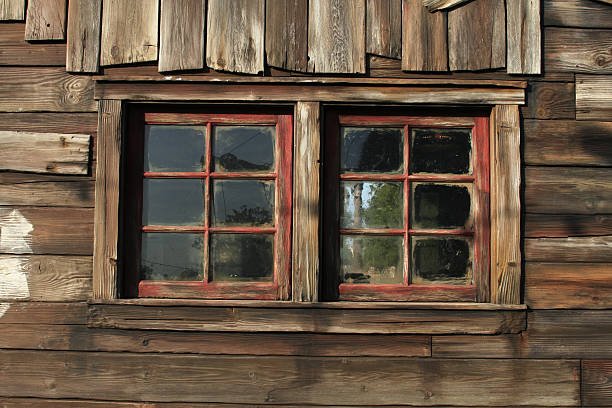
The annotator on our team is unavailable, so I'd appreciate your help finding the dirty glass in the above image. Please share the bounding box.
[142,179,205,226]
[212,180,275,227]
[411,236,472,284]
[411,183,472,229]
[340,181,403,229]
[410,128,471,174]
[141,233,204,281]
[210,234,274,281]
[340,235,404,284]
[341,127,403,173]
[213,126,275,172]
[144,125,206,172]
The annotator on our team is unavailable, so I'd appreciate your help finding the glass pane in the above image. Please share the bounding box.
[411,183,472,229]
[341,127,403,173]
[141,233,204,281]
[213,126,275,172]
[144,125,206,172]
[341,182,403,229]
[340,235,403,284]
[210,234,274,281]
[212,180,275,227]
[410,128,471,174]
[411,236,472,285]
[142,179,205,226]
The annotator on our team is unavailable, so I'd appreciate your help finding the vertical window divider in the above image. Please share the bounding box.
[403,124,410,286]
[203,122,212,285]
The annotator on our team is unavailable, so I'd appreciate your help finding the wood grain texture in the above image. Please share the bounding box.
[0,173,94,207]
[95,81,525,105]
[448,0,506,71]
[366,0,401,59]
[423,0,471,11]
[0,207,93,255]
[544,0,612,28]
[0,350,579,406]
[526,214,612,238]
[525,167,612,215]
[506,0,541,74]
[520,81,575,119]
[576,75,612,121]
[525,236,612,263]
[89,303,526,334]
[66,0,102,73]
[402,0,447,71]
[308,0,366,73]
[0,324,430,357]
[101,0,158,66]
[545,28,612,73]
[292,102,320,302]
[158,0,204,72]
[524,120,612,166]
[0,131,89,175]
[0,302,86,324]
[0,255,91,301]
[0,68,95,112]
[265,0,308,71]
[0,0,24,20]
[0,22,65,65]
[583,360,612,407]
[0,113,97,134]
[24,0,66,41]
[206,0,264,74]
[525,262,612,309]
[93,100,121,300]
[490,105,521,304]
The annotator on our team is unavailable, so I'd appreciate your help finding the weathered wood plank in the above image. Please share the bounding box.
[525,262,612,309]
[448,0,505,71]
[525,236,612,263]
[308,0,366,73]
[0,255,91,301]
[0,173,94,207]
[0,350,579,406]
[524,120,612,166]
[583,360,612,407]
[0,0,24,20]
[0,131,90,175]
[402,0,447,71]
[577,75,612,121]
[434,310,612,359]
[520,81,575,119]
[0,324,430,357]
[0,302,87,324]
[0,207,93,255]
[293,102,320,302]
[89,303,526,334]
[206,0,264,74]
[366,0,401,59]
[0,112,97,134]
[95,81,525,105]
[93,100,121,300]
[544,0,612,29]
[526,214,612,238]
[158,0,204,72]
[525,167,612,215]
[423,0,471,12]
[507,0,541,74]
[265,0,308,71]
[490,105,521,304]
[0,68,95,112]
[545,28,612,73]
[101,0,158,66]
[24,0,66,41]
[0,23,65,65]
[66,0,102,73]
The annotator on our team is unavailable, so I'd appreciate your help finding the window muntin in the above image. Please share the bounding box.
[323,113,490,302]
[123,110,292,300]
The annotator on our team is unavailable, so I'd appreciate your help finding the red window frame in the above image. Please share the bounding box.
[323,109,490,302]
[123,106,292,300]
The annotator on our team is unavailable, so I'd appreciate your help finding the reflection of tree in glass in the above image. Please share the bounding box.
[226,205,272,226]
[216,153,271,172]
[212,235,273,280]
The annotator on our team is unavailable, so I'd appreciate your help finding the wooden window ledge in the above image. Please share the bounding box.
[88,300,526,334]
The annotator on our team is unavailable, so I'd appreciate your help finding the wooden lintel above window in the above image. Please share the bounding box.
[94,77,526,105]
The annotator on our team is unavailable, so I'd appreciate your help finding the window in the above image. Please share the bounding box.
[322,110,490,302]
[121,107,292,300]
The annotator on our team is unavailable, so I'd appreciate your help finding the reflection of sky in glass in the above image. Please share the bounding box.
[141,233,204,281]
[142,179,205,226]
[341,182,403,229]
[145,125,206,172]
[213,126,275,172]
[212,180,275,227]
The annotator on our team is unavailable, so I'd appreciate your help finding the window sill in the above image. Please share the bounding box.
[88,299,526,334]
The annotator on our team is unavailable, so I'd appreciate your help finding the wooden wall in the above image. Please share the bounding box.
[1,0,612,406]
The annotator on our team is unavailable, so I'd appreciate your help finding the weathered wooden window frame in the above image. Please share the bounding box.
[90,77,525,333]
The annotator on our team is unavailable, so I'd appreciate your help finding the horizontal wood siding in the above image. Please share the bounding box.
[576,74,612,120]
